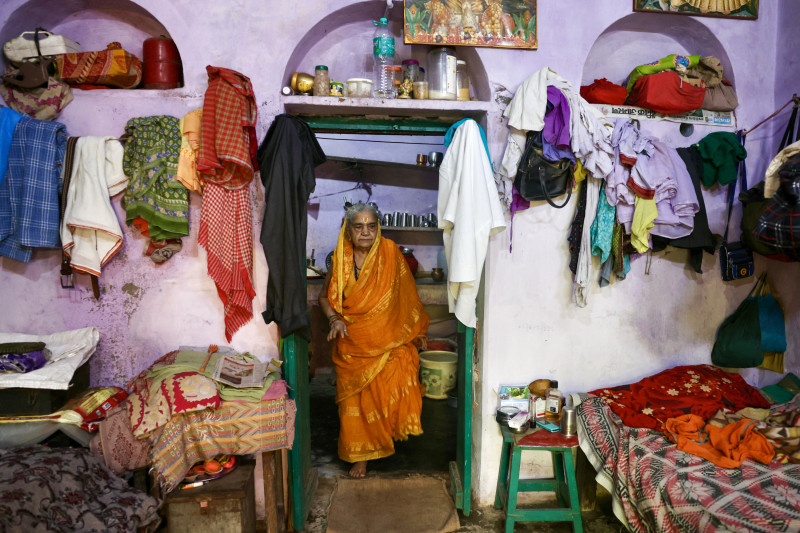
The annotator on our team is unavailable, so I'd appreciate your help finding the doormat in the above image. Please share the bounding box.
[326,475,460,533]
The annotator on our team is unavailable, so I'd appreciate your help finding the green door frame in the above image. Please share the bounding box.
[284,116,479,530]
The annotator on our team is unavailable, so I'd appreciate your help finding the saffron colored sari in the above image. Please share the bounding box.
[328,225,429,463]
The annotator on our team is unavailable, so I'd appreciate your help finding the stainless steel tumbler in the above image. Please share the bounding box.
[560,406,577,436]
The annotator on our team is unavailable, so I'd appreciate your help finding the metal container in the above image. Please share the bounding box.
[142,36,182,89]
[560,406,577,436]
[496,406,520,426]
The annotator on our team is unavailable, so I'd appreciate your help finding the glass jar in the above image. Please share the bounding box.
[313,65,330,96]
[402,59,420,84]
[427,47,457,100]
[456,60,470,101]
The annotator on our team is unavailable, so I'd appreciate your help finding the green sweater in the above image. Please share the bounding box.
[697,132,747,187]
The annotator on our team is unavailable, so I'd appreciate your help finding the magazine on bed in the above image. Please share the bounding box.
[212,355,273,388]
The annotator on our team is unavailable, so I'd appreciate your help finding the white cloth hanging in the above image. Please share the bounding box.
[60,136,126,276]
[573,176,601,308]
[439,119,506,327]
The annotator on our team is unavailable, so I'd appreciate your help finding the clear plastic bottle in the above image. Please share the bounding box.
[372,17,395,98]
[544,380,563,422]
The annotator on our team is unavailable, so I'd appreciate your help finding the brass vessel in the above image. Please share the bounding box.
[290,72,314,95]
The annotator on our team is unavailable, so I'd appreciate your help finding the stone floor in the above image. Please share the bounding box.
[303,370,627,533]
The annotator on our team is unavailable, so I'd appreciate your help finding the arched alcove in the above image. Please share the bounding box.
[281,1,490,101]
[0,0,183,88]
[581,12,735,88]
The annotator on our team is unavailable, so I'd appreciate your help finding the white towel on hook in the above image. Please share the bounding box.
[60,136,126,276]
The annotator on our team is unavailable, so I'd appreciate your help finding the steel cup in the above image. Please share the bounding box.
[560,406,577,437]
[416,154,428,166]
[428,151,443,167]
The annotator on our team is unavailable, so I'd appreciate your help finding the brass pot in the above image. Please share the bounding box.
[290,72,314,94]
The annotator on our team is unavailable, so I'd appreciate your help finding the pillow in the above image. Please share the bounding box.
[161,371,220,415]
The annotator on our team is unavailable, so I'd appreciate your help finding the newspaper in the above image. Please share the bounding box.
[592,103,735,128]
[212,354,270,388]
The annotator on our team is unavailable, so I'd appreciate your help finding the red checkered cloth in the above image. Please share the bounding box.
[197,66,259,340]
[199,183,255,341]
[197,66,258,190]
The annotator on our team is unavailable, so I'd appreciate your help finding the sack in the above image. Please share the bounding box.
[702,81,738,111]
[681,56,724,88]
[513,130,573,208]
[711,274,785,368]
[55,42,142,89]
[579,78,627,105]
[625,71,706,115]
[0,74,73,120]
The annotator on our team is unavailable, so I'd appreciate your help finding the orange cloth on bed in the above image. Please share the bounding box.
[664,414,775,468]
[328,224,429,463]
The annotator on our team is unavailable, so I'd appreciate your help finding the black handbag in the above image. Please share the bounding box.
[719,131,754,281]
[513,130,573,208]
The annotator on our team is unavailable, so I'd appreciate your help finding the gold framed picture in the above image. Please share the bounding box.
[403,0,537,50]
[633,0,758,20]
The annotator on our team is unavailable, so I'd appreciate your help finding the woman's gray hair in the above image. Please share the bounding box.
[344,202,380,228]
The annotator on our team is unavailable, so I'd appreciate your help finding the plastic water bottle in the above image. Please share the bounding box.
[372,17,395,98]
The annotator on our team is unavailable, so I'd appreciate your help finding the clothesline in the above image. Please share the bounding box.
[743,93,799,136]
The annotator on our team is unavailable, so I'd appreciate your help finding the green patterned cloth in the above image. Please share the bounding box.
[626,54,701,93]
[122,116,188,240]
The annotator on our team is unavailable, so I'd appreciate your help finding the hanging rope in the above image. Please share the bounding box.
[743,94,799,136]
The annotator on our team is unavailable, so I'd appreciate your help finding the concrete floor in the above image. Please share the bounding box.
[303,369,626,533]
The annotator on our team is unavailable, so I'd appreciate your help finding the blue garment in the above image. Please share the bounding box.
[590,181,616,263]
[0,107,23,188]
[0,116,67,262]
[445,118,492,170]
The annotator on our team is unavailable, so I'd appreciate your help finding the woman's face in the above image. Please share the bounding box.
[348,210,378,250]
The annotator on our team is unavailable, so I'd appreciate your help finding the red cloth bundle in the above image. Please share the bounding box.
[580,78,628,105]
[625,71,706,115]
[55,42,142,89]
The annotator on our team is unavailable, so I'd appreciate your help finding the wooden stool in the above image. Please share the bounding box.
[494,423,583,533]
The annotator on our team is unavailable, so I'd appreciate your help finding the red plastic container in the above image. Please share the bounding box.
[142,36,182,89]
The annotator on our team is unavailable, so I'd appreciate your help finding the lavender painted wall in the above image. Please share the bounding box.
[0,0,798,509]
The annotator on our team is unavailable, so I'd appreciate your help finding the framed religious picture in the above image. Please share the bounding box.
[403,0,537,49]
[633,0,758,20]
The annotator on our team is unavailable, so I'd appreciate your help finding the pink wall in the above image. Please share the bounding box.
[1,0,798,505]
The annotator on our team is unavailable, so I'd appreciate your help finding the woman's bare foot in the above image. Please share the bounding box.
[349,461,367,478]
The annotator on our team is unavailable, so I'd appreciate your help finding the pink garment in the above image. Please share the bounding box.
[651,142,700,239]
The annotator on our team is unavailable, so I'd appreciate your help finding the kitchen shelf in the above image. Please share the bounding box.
[317,156,440,190]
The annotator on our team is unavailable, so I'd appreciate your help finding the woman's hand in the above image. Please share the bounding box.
[413,336,428,351]
[327,319,348,341]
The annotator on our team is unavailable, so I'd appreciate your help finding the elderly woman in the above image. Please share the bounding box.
[319,202,429,478]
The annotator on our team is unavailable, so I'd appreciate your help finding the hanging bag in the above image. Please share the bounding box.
[513,130,573,208]
[711,274,765,368]
[719,131,754,281]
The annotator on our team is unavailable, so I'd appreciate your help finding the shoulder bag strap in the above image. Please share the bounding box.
[724,131,747,242]
[778,104,799,151]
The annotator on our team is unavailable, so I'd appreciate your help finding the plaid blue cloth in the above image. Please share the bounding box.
[0,116,67,262]
[753,153,800,261]
[0,107,23,189]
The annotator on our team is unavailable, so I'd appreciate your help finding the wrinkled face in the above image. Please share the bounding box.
[347,210,378,249]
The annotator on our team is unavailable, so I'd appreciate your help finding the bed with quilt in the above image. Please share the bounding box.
[577,364,800,533]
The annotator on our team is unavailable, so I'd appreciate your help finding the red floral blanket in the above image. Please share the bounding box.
[589,364,769,430]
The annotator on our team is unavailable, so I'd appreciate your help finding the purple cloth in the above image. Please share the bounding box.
[0,350,47,373]
[543,86,571,149]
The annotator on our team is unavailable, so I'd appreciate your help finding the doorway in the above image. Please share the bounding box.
[284,124,475,530]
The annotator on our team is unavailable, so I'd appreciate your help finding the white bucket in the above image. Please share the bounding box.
[419,350,457,400]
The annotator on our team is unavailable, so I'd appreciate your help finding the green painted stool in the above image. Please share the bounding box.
[494,423,583,533]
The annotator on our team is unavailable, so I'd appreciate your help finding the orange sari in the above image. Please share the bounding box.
[328,225,429,463]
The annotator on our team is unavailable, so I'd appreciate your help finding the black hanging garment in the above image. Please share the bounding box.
[651,146,718,273]
[258,114,326,340]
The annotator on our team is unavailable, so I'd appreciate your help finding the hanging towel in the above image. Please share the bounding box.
[60,137,126,276]
[439,119,506,327]
[0,115,67,262]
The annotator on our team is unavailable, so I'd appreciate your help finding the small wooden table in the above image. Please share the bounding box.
[494,423,583,533]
